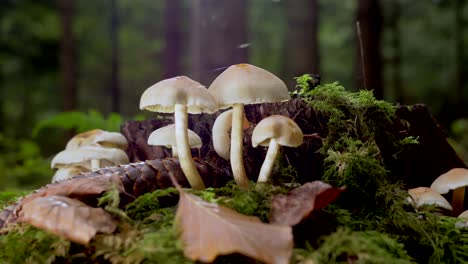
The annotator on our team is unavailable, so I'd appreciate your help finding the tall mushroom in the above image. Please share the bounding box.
[212,109,250,160]
[431,168,468,216]
[252,115,303,183]
[208,64,290,187]
[140,76,218,189]
[148,124,202,158]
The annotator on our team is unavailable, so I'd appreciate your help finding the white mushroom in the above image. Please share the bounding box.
[212,109,250,160]
[66,129,128,150]
[51,146,129,171]
[252,115,303,183]
[140,76,218,189]
[52,166,87,183]
[148,124,202,158]
[407,187,453,211]
[209,64,290,187]
[431,168,468,216]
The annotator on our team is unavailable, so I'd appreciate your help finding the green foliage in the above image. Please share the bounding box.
[32,110,131,136]
[0,134,51,190]
[295,228,413,264]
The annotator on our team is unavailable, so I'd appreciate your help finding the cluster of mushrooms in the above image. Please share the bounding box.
[140,63,304,189]
[408,168,468,219]
[50,129,129,182]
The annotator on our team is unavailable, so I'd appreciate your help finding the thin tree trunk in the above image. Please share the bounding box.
[390,0,403,103]
[57,0,78,112]
[355,0,383,99]
[455,0,466,118]
[189,0,248,85]
[162,0,182,79]
[109,0,120,113]
[284,0,320,90]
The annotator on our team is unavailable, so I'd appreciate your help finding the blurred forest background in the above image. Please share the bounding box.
[0,0,467,190]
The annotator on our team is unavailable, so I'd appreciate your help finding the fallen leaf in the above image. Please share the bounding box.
[18,172,123,207]
[18,195,117,244]
[270,181,345,226]
[176,190,293,264]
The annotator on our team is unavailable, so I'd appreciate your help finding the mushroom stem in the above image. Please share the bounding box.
[231,103,249,188]
[257,138,280,183]
[452,187,465,216]
[91,159,100,170]
[172,145,179,158]
[175,104,205,189]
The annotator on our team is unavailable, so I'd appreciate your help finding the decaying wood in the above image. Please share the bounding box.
[0,158,229,229]
[122,99,466,187]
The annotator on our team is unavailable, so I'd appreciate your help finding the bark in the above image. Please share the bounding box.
[122,100,466,188]
[355,0,383,99]
[455,0,466,118]
[109,0,120,113]
[162,0,182,78]
[57,0,78,111]
[284,0,320,90]
[189,0,248,85]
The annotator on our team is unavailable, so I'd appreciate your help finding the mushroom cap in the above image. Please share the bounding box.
[252,115,303,148]
[147,124,202,149]
[459,210,468,219]
[212,109,250,160]
[65,129,128,150]
[430,168,468,194]
[52,166,88,183]
[408,187,453,211]
[208,63,290,108]
[139,76,218,114]
[51,146,129,169]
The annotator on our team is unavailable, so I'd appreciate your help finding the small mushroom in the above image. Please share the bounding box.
[252,115,303,183]
[66,129,128,151]
[209,64,290,187]
[51,146,129,171]
[430,168,468,216]
[140,76,218,189]
[458,210,468,219]
[407,187,453,211]
[148,124,202,158]
[51,166,87,183]
[212,109,250,160]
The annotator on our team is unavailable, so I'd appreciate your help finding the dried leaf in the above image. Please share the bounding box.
[18,173,123,207]
[18,195,117,244]
[270,181,345,226]
[176,190,293,264]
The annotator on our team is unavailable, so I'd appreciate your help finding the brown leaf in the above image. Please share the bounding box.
[18,195,117,244]
[176,190,293,264]
[18,172,123,207]
[270,181,345,226]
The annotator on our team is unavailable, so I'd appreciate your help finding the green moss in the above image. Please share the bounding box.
[295,228,413,264]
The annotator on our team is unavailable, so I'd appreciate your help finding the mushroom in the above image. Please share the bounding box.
[52,166,86,183]
[208,63,290,187]
[458,210,468,219]
[430,168,468,216]
[212,109,250,160]
[65,129,128,151]
[140,76,218,189]
[147,124,202,158]
[51,146,129,171]
[251,115,303,183]
[407,187,453,211]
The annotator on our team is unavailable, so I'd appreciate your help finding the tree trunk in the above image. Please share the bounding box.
[162,0,182,79]
[189,0,248,85]
[57,0,78,112]
[455,0,466,118]
[355,0,383,99]
[284,0,320,90]
[109,0,120,113]
[390,0,403,103]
